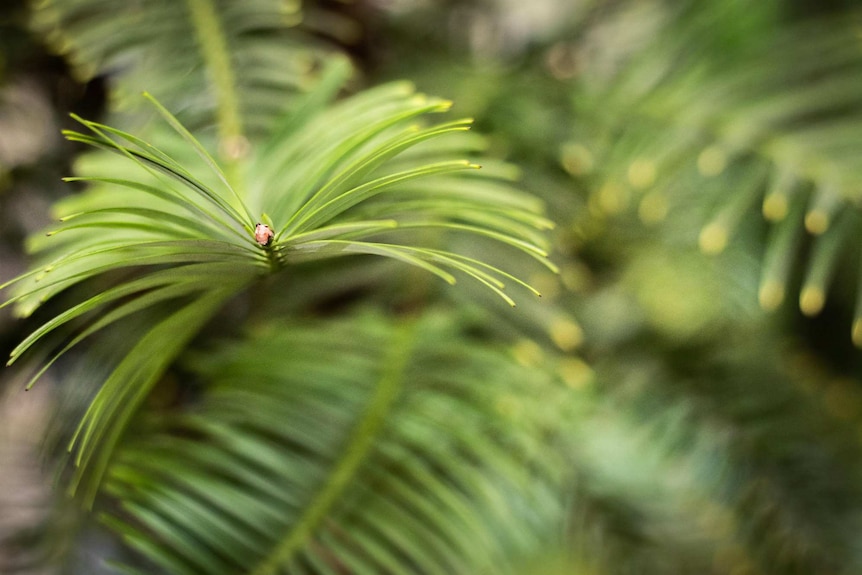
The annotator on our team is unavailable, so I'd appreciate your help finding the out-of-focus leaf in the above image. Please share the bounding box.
[102,311,572,574]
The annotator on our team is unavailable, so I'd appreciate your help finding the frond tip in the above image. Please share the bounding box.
[1,78,554,499]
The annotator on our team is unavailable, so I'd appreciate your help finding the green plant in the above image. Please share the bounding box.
[2,1,566,573]
[5,0,862,574]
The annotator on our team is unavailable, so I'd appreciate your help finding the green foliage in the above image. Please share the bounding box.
[30,0,335,139]
[4,0,862,574]
[1,60,553,509]
[0,5,567,575]
[560,0,862,338]
[102,312,569,574]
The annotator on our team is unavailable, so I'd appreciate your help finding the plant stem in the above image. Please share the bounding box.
[185,0,246,172]
[250,321,416,575]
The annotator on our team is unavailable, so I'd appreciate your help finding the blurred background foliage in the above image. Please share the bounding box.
[3,0,862,574]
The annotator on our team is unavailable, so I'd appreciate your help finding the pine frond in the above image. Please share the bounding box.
[1,70,553,501]
[576,328,862,574]
[101,312,570,575]
[562,1,862,342]
[31,0,339,143]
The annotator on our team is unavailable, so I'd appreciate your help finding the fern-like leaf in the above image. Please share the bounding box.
[1,66,553,502]
[31,0,338,145]
[563,1,862,341]
[101,311,570,574]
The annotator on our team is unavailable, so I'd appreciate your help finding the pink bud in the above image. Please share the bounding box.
[254,223,274,246]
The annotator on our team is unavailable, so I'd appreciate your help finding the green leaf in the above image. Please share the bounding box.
[31,0,339,140]
[101,312,571,574]
[564,2,862,342]
[70,286,247,507]
[3,78,553,504]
